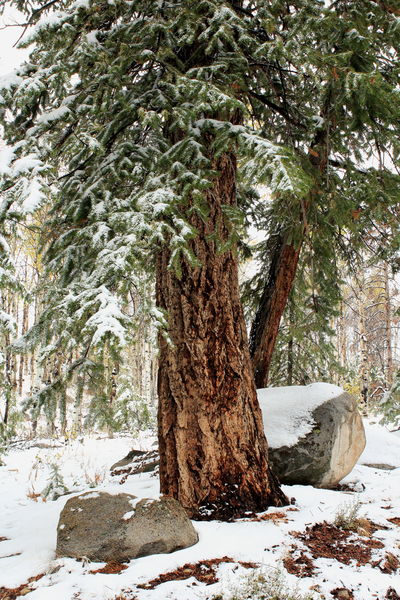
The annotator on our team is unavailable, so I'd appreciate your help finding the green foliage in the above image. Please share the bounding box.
[0,355,22,461]
[0,408,22,464]
[113,380,155,435]
[41,461,69,501]
[241,1,400,375]
[265,257,345,386]
[378,370,400,428]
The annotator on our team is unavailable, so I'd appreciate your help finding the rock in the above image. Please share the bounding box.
[110,449,159,475]
[331,588,354,600]
[111,385,365,490]
[364,463,396,471]
[56,492,198,561]
[262,388,366,488]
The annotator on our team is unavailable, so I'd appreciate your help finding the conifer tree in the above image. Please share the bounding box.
[1,0,312,515]
[0,217,23,450]
[1,0,399,516]
[380,370,400,428]
[248,0,400,386]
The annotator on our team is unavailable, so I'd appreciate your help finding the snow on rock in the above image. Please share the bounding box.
[258,382,344,448]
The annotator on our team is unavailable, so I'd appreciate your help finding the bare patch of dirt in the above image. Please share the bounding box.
[244,511,289,523]
[388,517,400,526]
[283,549,316,577]
[0,538,8,542]
[332,483,357,493]
[385,588,400,600]
[372,552,399,574]
[89,561,128,574]
[236,561,259,569]
[105,593,138,600]
[330,588,354,599]
[137,557,257,589]
[351,517,388,537]
[26,490,44,502]
[292,522,384,566]
[0,573,44,600]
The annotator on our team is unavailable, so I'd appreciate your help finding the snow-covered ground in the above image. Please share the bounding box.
[0,422,399,600]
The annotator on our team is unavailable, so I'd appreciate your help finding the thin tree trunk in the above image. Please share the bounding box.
[156,151,287,519]
[3,293,14,427]
[383,261,394,388]
[249,238,302,388]
[108,363,118,439]
[338,299,347,369]
[359,291,369,409]
[3,334,11,427]
[18,302,29,396]
[73,373,84,436]
[11,294,18,390]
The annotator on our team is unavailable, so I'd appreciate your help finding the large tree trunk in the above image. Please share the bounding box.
[249,237,302,388]
[156,151,287,519]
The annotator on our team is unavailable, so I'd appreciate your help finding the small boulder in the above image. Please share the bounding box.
[110,449,159,476]
[259,384,366,488]
[56,492,198,561]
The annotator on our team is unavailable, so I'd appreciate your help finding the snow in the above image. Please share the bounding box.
[21,178,46,214]
[72,0,91,8]
[23,10,69,44]
[0,70,23,94]
[0,309,16,333]
[259,382,344,448]
[12,156,43,176]
[358,421,400,468]
[0,144,45,213]
[0,421,399,600]
[82,286,128,348]
[37,106,71,125]
[122,511,135,520]
[0,145,16,176]
[85,31,101,46]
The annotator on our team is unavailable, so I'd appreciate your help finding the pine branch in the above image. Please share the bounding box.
[248,90,306,129]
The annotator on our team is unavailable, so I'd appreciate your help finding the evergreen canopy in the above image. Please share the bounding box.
[1,0,399,407]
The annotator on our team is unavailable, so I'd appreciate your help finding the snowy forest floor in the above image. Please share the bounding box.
[1,421,400,600]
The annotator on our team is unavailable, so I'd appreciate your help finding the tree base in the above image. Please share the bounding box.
[190,469,289,521]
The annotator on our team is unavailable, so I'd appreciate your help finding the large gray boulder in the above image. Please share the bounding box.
[259,384,366,488]
[56,492,198,561]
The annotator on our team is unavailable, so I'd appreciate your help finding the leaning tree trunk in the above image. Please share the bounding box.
[249,237,303,389]
[249,87,334,389]
[156,151,287,519]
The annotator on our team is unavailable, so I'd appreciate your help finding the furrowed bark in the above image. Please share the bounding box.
[156,151,287,519]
